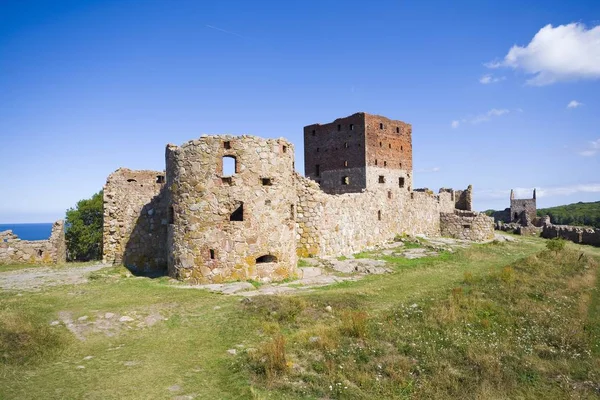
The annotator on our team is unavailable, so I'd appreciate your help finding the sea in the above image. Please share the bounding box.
[0,223,54,241]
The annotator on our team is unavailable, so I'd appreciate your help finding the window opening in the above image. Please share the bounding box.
[222,156,237,176]
[127,178,137,183]
[344,160,348,167]
[224,141,231,149]
[230,203,244,221]
[378,210,382,220]
[388,191,392,199]
[378,175,385,183]
[350,124,354,130]
[399,177,405,188]
[282,145,287,153]
[384,161,387,167]
[342,176,350,185]
[209,249,215,259]
[37,249,43,257]
[380,123,384,129]
[315,164,320,177]
[256,255,277,263]
[312,129,316,136]
[168,206,174,224]
[396,127,400,133]
[290,204,295,219]
[337,124,341,131]
[261,178,273,186]
[156,175,165,184]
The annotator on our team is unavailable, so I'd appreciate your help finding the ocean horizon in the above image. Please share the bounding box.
[0,223,54,241]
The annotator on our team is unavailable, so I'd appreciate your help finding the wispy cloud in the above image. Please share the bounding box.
[579,139,600,156]
[479,74,506,84]
[477,183,600,199]
[415,167,440,173]
[485,23,600,86]
[452,108,510,128]
[206,24,245,39]
[567,100,584,109]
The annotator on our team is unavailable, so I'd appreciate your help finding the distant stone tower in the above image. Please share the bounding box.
[303,112,413,194]
[165,136,298,283]
[510,189,537,223]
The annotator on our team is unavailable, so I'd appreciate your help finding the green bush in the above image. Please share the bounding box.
[546,238,566,253]
[65,190,103,261]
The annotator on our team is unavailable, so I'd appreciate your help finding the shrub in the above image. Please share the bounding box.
[340,310,369,338]
[65,190,103,261]
[546,238,566,253]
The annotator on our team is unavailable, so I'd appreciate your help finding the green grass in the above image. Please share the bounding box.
[0,260,100,273]
[1,236,599,399]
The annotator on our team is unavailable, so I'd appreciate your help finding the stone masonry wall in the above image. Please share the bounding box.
[0,220,66,264]
[454,185,473,211]
[511,198,536,222]
[103,168,168,274]
[296,177,455,258]
[304,113,366,194]
[166,135,297,284]
[364,113,412,175]
[440,210,494,241]
[542,224,600,247]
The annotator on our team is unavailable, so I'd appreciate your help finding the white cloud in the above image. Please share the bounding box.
[486,23,600,85]
[451,108,510,128]
[567,100,583,109]
[415,167,440,173]
[477,183,600,199]
[479,74,506,84]
[579,139,600,156]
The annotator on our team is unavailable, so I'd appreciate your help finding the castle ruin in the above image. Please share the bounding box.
[103,112,494,283]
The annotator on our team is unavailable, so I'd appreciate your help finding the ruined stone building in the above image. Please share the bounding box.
[492,189,541,235]
[0,220,66,264]
[103,112,494,283]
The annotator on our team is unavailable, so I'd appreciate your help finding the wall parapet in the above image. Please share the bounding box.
[541,224,600,247]
[0,220,66,264]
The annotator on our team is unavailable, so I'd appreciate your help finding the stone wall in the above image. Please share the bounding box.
[304,113,366,194]
[166,135,298,284]
[454,185,473,211]
[102,168,168,274]
[303,112,413,194]
[510,198,536,222]
[541,224,600,247]
[296,178,455,257]
[440,210,494,241]
[0,220,66,264]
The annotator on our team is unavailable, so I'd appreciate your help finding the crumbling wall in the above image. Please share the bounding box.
[296,180,455,257]
[542,224,600,247]
[454,185,473,211]
[102,168,168,274]
[0,220,66,264]
[510,198,536,222]
[440,210,494,241]
[166,136,298,284]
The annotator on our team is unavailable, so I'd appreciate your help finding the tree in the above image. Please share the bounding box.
[65,190,103,261]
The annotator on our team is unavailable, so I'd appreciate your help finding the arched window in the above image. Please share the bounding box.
[256,255,277,263]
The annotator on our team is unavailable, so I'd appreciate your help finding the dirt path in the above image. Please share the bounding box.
[0,264,108,291]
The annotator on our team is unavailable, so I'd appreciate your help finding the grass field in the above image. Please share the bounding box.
[1,234,599,399]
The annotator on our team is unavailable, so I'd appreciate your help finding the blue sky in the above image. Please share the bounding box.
[1,0,599,223]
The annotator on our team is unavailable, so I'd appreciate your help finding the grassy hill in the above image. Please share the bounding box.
[2,236,600,399]
[537,201,600,228]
